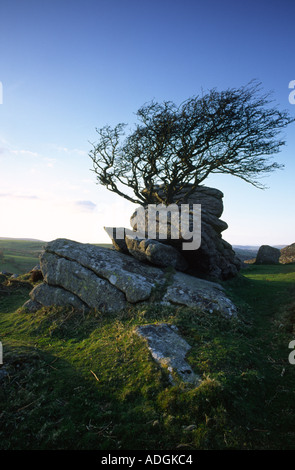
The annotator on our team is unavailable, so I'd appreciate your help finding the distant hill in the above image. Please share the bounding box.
[233,244,287,251]
[0,237,46,242]
[233,243,294,265]
[0,239,45,274]
[233,246,260,263]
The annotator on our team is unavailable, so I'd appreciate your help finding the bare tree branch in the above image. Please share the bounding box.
[89,81,295,205]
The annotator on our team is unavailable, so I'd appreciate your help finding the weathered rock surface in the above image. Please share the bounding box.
[104,227,133,253]
[162,272,237,316]
[25,283,87,312]
[40,251,127,312]
[107,184,242,281]
[135,323,201,385]
[23,238,237,317]
[43,238,164,304]
[105,227,189,271]
[150,185,242,280]
[125,236,188,271]
[255,245,281,265]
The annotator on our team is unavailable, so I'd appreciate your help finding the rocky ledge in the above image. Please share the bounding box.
[23,238,237,317]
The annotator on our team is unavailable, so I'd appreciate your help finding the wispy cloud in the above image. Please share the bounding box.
[10,149,39,157]
[0,193,40,199]
[56,146,87,156]
[43,157,56,168]
[0,193,97,212]
[0,141,41,159]
[74,200,97,212]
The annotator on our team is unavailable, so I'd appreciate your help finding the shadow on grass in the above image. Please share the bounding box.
[0,342,165,451]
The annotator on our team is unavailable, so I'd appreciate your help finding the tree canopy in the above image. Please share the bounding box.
[89,81,295,205]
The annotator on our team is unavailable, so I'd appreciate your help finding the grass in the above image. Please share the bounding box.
[0,261,295,450]
[0,239,113,275]
[0,239,45,274]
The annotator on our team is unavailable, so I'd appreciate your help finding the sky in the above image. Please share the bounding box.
[0,0,294,246]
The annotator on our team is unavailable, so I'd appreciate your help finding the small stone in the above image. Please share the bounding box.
[183,424,197,432]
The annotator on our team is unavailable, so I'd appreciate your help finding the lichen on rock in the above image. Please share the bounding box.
[23,237,237,317]
[135,323,201,385]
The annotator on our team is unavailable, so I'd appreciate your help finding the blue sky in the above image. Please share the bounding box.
[0,0,294,246]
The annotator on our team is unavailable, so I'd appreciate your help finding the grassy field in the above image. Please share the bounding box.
[0,252,295,450]
[0,239,45,274]
[0,239,112,275]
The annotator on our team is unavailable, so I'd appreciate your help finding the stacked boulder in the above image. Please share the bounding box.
[106,184,242,280]
[23,184,241,319]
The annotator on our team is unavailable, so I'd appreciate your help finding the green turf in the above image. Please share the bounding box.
[0,260,295,450]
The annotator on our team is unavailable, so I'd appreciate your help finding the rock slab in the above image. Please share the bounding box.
[162,271,237,316]
[24,238,237,317]
[135,323,201,385]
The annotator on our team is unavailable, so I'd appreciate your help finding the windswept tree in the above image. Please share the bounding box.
[89,81,294,205]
